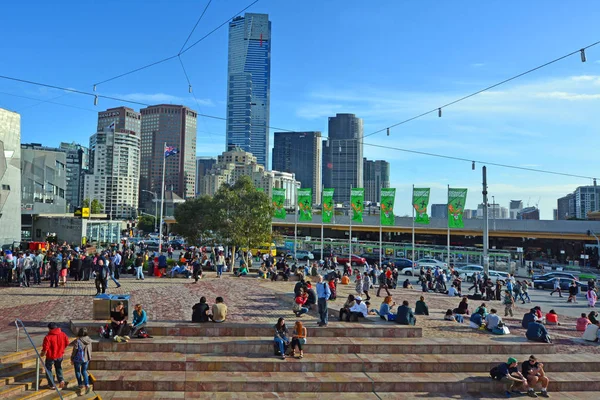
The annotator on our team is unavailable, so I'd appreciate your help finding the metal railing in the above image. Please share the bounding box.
[14,319,64,399]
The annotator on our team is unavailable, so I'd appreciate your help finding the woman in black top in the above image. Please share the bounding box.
[110,301,128,339]
[192,297,210,323]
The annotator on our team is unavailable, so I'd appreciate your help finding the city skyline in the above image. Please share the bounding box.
[1,1,599,219]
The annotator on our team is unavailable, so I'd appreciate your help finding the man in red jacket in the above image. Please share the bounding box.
[40,322,70,389]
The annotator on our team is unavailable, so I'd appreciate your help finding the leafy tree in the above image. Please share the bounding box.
[173,195,218,245]
[82,198,103,214]
[137,215,156,233]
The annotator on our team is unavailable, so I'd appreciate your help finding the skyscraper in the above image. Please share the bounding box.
[97,106,141,134]
[226,13,271,167]
[60,142,89,212]
[140,105,197,210]
[323,113,363,203]
[272,131,322,204]
[0,108,21,246]
[196,156,217,196]
[363,158,390,203]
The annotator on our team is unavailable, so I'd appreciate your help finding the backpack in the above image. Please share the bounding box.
[99,324,112,339]
[489,365,504,380]
[137,329,150,339]
[72,340,85,363]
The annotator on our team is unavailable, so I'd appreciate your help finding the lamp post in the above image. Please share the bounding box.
[141,190,158,232]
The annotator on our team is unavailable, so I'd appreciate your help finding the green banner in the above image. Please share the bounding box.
[412,187,431,225]
[298,188,312,222]
[272,188,286,219]
[448,188,468,228]
[380,188,396,226]
[257,188,264,192]
[351,188,364,222]
[322,188,334,223]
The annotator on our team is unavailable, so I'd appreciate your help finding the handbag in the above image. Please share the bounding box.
[292,302,301,312]
[299,338,307,345]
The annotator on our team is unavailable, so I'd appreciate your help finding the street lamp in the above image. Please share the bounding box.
[141,190,158,232]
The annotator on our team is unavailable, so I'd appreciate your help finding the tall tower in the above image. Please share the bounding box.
[226,13,271,167]
[323,113,364,203]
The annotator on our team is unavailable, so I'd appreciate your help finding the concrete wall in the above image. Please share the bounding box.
[0,108,22,247]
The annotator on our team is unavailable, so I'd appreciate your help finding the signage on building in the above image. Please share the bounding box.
[99,111,120,118]
[74,207,90,218]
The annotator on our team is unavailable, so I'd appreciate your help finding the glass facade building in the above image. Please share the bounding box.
[363,158,390,203]
[226,13,271,168]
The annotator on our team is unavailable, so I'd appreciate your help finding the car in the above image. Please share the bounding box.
[455,265,484,282]
[533,277,588,291]
[168,239,185,250]
[416,258,447,269]
[336,254,367,266]
[532,272,577,281]
[487,270,511,284]
[293,250,314,261]
[359,253,386,265]
[276,247,290,257]
[382,258,415,274]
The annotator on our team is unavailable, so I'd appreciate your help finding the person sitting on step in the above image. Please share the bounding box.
[415,296,429,316]
[485,309,503,332]
[489,357,532,398]
[454,296,470,315]
[192,296,210,323]
[521,308,540,329]
[273,317,290,360]
[349,296,368,322]
[544,310,560,326]
[129,303,148,337]
[378,296,396,321]
[110,302,130,342]
[469,308,485,328]
[526,320,551,344]
[290,321,308,359]
[522,355,550,398]
[235,262,248,277]
[339,294,355,322]
[209,296,228,323]
[396,300,416,325]
[576,313,591,332]
[402,278,413,289]
[293,288,309,317]
[444,309,464,323]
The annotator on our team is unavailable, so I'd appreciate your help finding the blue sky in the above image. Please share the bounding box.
[1,0,600,219]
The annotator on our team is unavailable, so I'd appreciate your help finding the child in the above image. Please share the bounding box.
[576,313,591,332]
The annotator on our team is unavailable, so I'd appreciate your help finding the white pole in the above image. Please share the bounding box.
[412,184,415,265]
[158,142,166,254]
[294,190,298,261]
[320,185,324,262]
[447,184,451,266]
[349,184,353,267]
[379,183,383,267]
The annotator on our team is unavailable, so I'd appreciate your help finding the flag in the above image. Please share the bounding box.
[322,188,334,223]
[106,122,115,132]
[350,188,364,223]
[380,188,396,226]
[448,188,468,228]
[412,187,431,225]
[297,188,312,222]
[272,188,286,219]
[165,146,179,158]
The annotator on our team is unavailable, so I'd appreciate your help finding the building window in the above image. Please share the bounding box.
[1,184,9,190]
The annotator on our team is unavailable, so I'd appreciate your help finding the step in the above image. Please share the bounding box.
[0,367,39,388]
[0,368,76,399]
[89,352,599,373]
[71,320,421,338]
[9,386,97,400]
[92,336,555,355]
[0,349,41,364]
[0,359,38,376]
[91,371,600,392]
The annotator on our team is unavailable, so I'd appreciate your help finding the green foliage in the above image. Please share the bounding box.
[137,215,156,233]
[82,198,103,214]
[173,195,217,245]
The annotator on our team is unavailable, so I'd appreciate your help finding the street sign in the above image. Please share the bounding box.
[516,247,523,253]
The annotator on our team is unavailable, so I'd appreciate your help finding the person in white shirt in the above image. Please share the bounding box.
[349,296,368,322]
[448,285,460,297]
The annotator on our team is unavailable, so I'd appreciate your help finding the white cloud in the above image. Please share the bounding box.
[115,92,214,106]
[296,103,344,119]
[534,91,600,101]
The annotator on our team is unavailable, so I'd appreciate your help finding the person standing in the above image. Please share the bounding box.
[158,251,168,277]
[316,275,331,327]
[587,287,598,308]
[22,251,33,287]
[503,290,515,317]
[70,328,92,395]
[82,254,92,281]
[41,322,70,390]
[95,259,109,295]
[108,252,122,288]
[216,251,225,278]
[34,251,44,285]
[362,272,371,301]
[549,278,562,297]
[48,251,59,288]
[134,253,144,280]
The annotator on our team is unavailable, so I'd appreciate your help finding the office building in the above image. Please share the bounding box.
[272,131,322,204]
[517,206,540,220]
[226,13,271,167]
[202,148,299,207]
[140,105,197,210]
[363,158,390,203]
[60,142,89,212]
[20,143,67,240]
[553,209,558,220]
[463,209,477,219]
[83,127,141,219]
[0,108,21,246]
[509,200,523,219]
[476,203,509,219]
[557,193,575,220]
[96,106,141,134]
[431,204,448,219]
[323,113,363,203]
[196,156,217,195]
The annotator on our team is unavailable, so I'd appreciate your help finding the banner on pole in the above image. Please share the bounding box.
[412,187,431,225]
[298,188,313,222]
[448,188,468,228]
[380,188,396,226]
[351,188,365,223]
[272,188,286,219]
[322,188,334,223]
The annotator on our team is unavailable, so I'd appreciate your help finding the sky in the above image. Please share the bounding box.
[1,0,600,219]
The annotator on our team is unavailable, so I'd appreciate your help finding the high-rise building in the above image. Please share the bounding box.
[477,203,509,219]
[557,193,575,220]
[517,206,540,220]
[431,204,448,219]
[323,113,363,203]
[60,142,89,212]
[196,156,217,195]
[202,148,299,207]
[140,105,197,210]
[226,13,271,167]
[20,143,67,239]
[272,131,322,204]
[553,209,558,220]
[363,158,390,203]
[0,108,21,246]
[97,106,141,135]
[83,127,141,219]
[509,200,523,219]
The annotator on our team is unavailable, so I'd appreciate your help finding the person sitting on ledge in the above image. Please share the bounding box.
[545,309,560,326]
[169,263,191,278]
[379,296,396,321]
[192,296,210,323]
[396,300,416,326]
[485,309,503,332]
[526,320,551,343]
[339,294,355,322]
[415,296,429,316]
[469,308,485,328]
[521,308,540,329]
[454,296,470,315]
[576,313,591,332]
[349,296,369,322]
[402,279,413,289]
[129,303,148,337]
[235,262,248,277]
[444,309,464,323]
[304,282,317,310]
[210,296,227,323]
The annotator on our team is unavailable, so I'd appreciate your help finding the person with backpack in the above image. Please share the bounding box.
[41,322,70,390]
[70,328,92,395]
[490,357,533,397]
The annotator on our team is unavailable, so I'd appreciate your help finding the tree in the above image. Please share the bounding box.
[82,198,103,214]
[137,215,156,233]
[173,195,217,245]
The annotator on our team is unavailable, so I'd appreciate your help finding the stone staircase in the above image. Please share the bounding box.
[0,347,99,400]
[70,320,600,398]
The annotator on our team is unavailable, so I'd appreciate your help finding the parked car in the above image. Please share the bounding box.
[359,253,386,265]
[275,247,290,257]
[487,270,511,284]
[532,272,577,281]
[415,258,447,269]
[168,239,185,250]
[382,258,415,274]
[336,254,367,266]
[293,250,314,261]
[455,265,484,282]
[533,277,588,291]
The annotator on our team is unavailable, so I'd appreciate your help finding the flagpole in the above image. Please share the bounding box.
[412,184,415,266]
[447,184,450,266]
[294,188,298,262]
[158,142,166,254]
[320,185,324,262]
[349,184,352,267]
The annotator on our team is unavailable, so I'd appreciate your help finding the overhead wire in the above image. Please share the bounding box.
[178,0,213,54]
